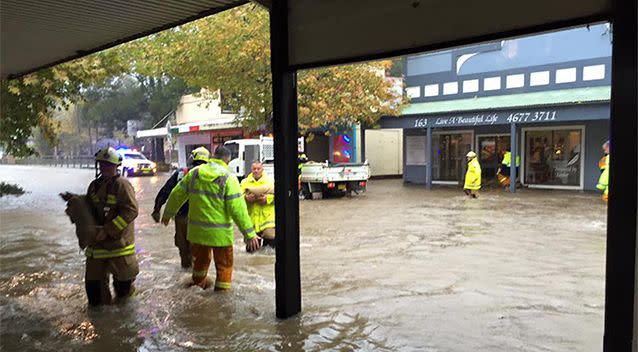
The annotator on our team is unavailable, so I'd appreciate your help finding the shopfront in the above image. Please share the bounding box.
[379,99,609,191]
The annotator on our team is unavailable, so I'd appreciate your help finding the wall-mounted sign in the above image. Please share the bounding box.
[380,103,609,130]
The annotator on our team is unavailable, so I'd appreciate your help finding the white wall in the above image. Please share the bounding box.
[365,129,403,176]
[176,90,236,125]
[176,133,211,167]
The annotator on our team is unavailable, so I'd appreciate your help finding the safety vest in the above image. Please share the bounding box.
[598,155,608,171]
[597,154,609,195]
[85,176,138,258]
[502,151,520,167]
[464,158,482,190]
[164,158,256,247]
[240,173,275,234]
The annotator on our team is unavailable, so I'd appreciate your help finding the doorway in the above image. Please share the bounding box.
[476,134,511,180]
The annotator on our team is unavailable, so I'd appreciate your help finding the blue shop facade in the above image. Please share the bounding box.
[379,24,612,191]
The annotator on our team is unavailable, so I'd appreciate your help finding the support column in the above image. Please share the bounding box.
[426,127,432,190]
[509,123,517,193]
[603,0,637,350]
[270,0,301,319]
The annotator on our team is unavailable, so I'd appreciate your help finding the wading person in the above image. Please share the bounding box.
[84,147,139,305]
[596,141,610,203]
[240,161,276,249]
[152,147,210,268]
[161,146,261,290]
[464,151,482,198]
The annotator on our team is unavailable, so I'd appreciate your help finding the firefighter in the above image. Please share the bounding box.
[84,147,139,306]
[161,146,261,290]
[464,151,481,198]
[240,161,275,248]
[597,141,610,203]
[497,148,520,188]
[152,146,210,268]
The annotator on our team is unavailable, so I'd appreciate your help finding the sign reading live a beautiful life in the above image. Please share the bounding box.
[379,103,609,129]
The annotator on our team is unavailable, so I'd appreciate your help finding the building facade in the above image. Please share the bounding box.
[379,24,612,191]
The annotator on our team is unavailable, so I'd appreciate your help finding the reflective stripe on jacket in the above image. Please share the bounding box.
[164,159,256,247]
[464,158,482,190]
[86,175,138,256]
[240,172,275,234]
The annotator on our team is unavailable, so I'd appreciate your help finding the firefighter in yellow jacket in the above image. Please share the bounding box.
[597,141,610,203]
[464,151,481,198]
[240,161,276,248]
[85,147,139,306]
[161,146,261,290]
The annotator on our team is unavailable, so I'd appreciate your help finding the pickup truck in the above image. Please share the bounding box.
[300,161,370,199]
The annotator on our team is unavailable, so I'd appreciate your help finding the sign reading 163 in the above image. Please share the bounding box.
[413,118,428,127]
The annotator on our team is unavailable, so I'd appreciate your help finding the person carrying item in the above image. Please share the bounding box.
[80,147,139,306]
[161,146,261,290]
[464,151,482,198]
[240,161,276,249]
[596,141,610,203]
[152,146,210,268]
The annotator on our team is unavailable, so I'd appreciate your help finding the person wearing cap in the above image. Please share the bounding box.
[161,146,261,290]
[83,147,139,306]
[464,151,482,198]
[152,146,210,268]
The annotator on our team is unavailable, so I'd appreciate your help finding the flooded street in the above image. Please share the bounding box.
[0,165,606,351]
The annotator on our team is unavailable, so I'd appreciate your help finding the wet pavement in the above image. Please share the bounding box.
[0,165,606,351]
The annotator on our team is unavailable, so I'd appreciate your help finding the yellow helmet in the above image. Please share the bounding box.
[190,146,210,163]
[95,147,122,165]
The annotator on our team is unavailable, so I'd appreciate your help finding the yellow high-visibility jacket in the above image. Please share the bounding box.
[597,154,610,195]
[240,173,275,234]
[464,158,482,190]
[164,159,256,247]
[502,151,520,167]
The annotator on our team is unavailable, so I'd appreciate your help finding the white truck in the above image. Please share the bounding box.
[224,136,370,199]
[300,161,369,199]
[224,136,275,180]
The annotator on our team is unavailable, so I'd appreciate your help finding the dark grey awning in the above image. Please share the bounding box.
[0,0,247,79]
[1,0,610,79]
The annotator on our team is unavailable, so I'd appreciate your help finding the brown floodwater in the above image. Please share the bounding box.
[0,165,606,351]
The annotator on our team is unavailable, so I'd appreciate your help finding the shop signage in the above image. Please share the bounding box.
[412,109,558,128]
[380,103,609,130]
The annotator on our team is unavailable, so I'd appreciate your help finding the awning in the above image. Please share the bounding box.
[380,86,610,129]
[136,127,168,138]
[168,117,239,134]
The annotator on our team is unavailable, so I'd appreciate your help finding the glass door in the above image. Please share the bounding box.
[477,135,511,179]
[433,132,473,182]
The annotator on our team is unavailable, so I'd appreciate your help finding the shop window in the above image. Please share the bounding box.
[524,128,582,187]
[583,64,605,81]
[443,82,459,95]
[406,86,421,98]
[462,79,479,93]
[555,68,577,84]
[423,84,439,97]
[530,71,550,86]
[506,74,525,89]
[483,77,501,91]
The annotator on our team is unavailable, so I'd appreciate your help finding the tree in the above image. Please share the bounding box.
[129,4,403,132]
[0,51,125,157]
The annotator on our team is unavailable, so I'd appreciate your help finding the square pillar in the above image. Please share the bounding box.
[270,0,301,319]
[510,123,517,193]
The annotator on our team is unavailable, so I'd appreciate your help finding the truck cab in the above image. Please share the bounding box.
[224,136,274,180]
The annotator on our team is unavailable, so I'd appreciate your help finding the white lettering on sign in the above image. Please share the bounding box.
[413,118,428,128]
[506,110,557,123]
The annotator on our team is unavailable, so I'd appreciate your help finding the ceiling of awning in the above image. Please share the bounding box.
[0,0,247,79]
[1,0,612,79]
[287,0,611,69]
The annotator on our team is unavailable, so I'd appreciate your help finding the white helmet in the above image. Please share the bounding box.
[466,151,477,159]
